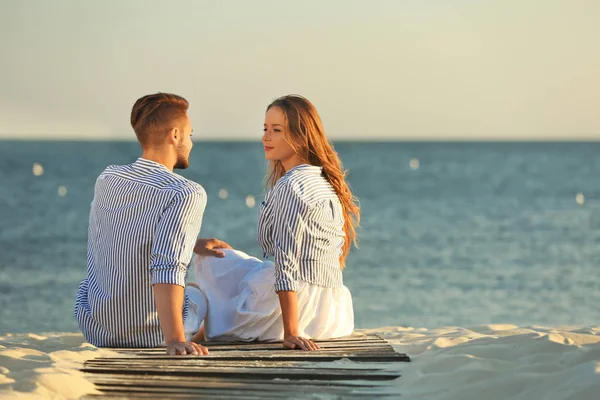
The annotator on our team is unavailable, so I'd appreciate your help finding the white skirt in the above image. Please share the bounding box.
[187,249,354,342]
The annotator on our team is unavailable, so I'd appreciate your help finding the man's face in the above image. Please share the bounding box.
[174,113,193,170]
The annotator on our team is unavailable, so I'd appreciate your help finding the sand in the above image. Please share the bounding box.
[366,325,600,400]
[1,325,599,399]
[0,333,118,399]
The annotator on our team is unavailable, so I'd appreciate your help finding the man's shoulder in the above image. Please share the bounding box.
[165,175,206,199]
[101,163,126,174]
[98,163,205,196]
[98,162,137,181]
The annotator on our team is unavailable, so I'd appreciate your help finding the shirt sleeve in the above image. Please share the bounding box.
[272,183,308,292]
[150,189,206,287]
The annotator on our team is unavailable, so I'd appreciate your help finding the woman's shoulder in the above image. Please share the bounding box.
[270,174,304,202]
[272,166,335,206]
[274,166,322,193]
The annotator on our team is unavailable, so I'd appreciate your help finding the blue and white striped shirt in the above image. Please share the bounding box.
[258,164,345,292]
[75,158,206,347]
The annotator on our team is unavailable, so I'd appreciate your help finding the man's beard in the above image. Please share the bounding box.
[174,144,189,170]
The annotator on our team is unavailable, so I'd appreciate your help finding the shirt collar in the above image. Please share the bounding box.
[285,164,323,175]
[134,157,173,173]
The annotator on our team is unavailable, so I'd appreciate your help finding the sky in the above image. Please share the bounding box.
[1,0,599,141]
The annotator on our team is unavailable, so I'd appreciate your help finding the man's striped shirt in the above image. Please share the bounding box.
[258,164,345,292]
[74,158,206,347]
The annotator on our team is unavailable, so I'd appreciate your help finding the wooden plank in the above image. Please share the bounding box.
[85,385,397,400]
[85,359,390,372]
[84,361,390,371]
[97,335,408,362]
[110,333,385,351]
[100,346,398,358]
[83,333,409,398]
[86,353,408,362]
[87,355,409,363]
[88,373,383,387]
[85,376,397,398]
[82,365,400,381]
[112,341,391,353]
[85,360,388,369]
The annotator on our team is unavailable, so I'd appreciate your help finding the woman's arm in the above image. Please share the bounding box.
[271,183,320,350]
[277,290,320,351]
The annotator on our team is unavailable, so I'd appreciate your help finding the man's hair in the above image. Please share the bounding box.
[130,93,189,146]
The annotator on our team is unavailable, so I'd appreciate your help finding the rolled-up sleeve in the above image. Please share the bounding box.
[150,190,206,287]
[272,183,308,292]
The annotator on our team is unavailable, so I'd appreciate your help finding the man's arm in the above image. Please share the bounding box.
[150,189,207,355]
[154,283,208,355]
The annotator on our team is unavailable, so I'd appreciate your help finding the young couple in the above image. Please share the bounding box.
[74,93,360,356]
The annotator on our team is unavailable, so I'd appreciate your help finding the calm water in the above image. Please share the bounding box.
[1,141,599,335]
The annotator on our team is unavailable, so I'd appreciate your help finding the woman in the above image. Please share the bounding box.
[190,95,360,351]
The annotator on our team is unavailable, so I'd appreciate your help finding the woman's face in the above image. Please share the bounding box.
[262,106,300,170]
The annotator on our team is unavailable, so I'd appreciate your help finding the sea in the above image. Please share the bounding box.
[1,141,599,335]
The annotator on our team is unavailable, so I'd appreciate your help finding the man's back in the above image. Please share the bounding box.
[75,158,206,347]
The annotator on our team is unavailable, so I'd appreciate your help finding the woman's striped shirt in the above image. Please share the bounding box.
[258,164,345,292]
[74,158,206,347]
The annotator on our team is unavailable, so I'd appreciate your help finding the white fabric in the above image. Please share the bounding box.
[183,285,207,341]
[191,249,354,342]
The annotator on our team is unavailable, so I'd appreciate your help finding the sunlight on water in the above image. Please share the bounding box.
[32,162,44,176]
[576,193,585,205]
[410,158,420,170]
[245,195,256,208]
[58,186,68,196]
[218,188,229,199]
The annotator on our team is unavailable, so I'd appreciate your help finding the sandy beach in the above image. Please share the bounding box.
[0,333,118,399]
[1,325,599,399]
[369,325,600,400]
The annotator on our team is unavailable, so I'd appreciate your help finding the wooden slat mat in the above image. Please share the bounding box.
[83,333,410,399]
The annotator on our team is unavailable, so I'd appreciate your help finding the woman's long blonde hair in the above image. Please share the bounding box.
[265,95,360,267]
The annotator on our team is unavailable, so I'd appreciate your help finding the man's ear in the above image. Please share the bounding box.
[168,127,179,145]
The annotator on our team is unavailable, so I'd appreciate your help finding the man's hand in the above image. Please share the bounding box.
[193,238,232,257]
[166,340,209,356]
[283,335,320,351]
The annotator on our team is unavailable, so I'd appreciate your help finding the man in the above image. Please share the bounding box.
[74,93,221,355]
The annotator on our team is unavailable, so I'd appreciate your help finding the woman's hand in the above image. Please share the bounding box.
[283,335,320,351]
[277,291,318,351]
[193,238,232,257]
